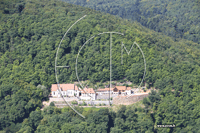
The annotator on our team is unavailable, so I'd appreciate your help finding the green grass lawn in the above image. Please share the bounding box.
[83,107,103,112]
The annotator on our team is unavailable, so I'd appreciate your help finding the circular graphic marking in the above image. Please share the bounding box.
[76,32,146,102]
[55,15,146,118]
[76,32,125,106]
[55,15,87,118]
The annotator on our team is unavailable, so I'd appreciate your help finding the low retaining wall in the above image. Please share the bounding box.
[113,93,149,105]
[96,94,118,100]
[49,97,79,102]
[54,101,112,108]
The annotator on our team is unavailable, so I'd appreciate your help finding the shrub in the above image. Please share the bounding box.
[50,102,55,106]
[71,100,78,105]
[3,8,9,14]
[83,101,87,106]
[102,103,106,106]
[138,107,143,112]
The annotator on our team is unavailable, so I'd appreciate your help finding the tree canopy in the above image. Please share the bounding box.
[63,0,200,44]
[0,0,200,132]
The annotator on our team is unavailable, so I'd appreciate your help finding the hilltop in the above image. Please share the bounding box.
[63,0,200,44]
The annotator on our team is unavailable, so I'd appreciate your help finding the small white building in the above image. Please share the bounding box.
[125,87,132,95]
[80,88,96,100]
[96,88,114,95]
[51,84,80,97]
[96,86,133,95]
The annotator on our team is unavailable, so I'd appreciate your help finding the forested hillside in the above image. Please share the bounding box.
[63,0,200,44]
[0,0,200,132]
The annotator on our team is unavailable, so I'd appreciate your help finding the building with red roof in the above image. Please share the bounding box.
[80,88,96,100]
[51,84,80,97]
[51,84,96,100]
[96,86,132,95]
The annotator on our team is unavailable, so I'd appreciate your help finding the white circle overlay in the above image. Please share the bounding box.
[55,15,146,118]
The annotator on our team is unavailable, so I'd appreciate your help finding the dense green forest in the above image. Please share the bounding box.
[15,102,158,133]
[63,0,200,44]
[0,0,200,132]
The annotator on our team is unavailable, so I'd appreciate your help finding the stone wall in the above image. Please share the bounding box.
[96,94,118,100]
[49,97,79,102]
[78,101,112,105]
[113,94,149,105]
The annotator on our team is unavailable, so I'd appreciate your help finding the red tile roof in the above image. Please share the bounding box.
[81,88,95,94]
[97,86,130,92]
[51,84,79,92]
[115,86,127,91]
[126,87,131,90]
[97,88,114,91]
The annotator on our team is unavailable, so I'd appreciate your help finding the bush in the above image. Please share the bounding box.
[16,3,24,13]
[3,8,9,14]
[50,102,55,106]
[83,101,87,106]
[138,107,143,112]
[119,79,124,83]
[102,103,106,106]
[71,100,78,105]
[122,84,128,86]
